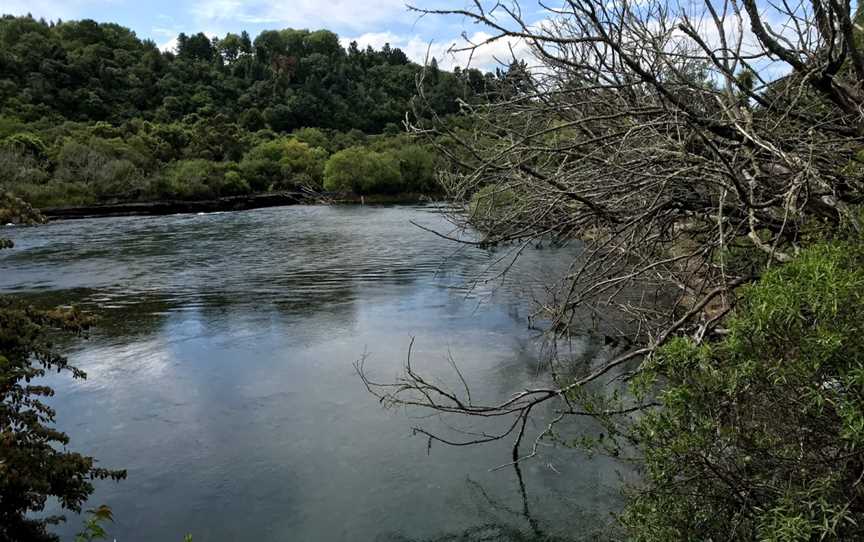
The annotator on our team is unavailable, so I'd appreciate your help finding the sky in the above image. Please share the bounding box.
[0,0,539,70]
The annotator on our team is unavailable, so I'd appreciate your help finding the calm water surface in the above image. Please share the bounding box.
[0,205,623,541]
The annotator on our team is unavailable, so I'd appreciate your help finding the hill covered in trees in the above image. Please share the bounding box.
[0,15,505,208]
[0,15,493,131]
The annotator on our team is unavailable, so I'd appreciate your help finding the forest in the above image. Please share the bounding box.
[0,15,501,208]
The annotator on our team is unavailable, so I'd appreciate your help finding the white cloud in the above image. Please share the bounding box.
[342,30,533,71]
[159,35,179,52]
[191,0,407,29]
[157,30,219,53]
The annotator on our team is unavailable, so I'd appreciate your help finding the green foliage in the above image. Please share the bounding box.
[0,299,126,541]
[0,147,50,191]
[393,144,438,193]
[239,138,325,191]
[75,505,114,542]
[3,133,47,161]
[323,147,403,194]
[0,15,487,132]
[611,243,864,541]
[291,127,329,151]
[469,185,516,222]
[0,15,475,206]
[155,159,245,200]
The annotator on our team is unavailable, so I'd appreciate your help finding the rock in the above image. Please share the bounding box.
[0,192,46,225]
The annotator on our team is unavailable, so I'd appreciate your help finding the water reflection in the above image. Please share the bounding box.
[381,462,614,542]
[0,206,624,541]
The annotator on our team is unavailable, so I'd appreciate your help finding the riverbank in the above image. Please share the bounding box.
[39,192,312,220]
[37,191,443,220]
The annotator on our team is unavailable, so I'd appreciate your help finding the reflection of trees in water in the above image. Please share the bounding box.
[11,265,364,346]
[380,464,611,542]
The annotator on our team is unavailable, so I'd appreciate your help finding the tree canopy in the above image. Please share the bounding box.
[0,15,493,134]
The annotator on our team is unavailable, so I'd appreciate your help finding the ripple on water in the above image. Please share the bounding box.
[1,205,626,542]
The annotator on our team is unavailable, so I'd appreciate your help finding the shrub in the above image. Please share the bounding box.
[323,146,402,194]
[0,299,126,541]
[291,127,329,151]
[395,145,437,193]
[53,139,143,201]
[154,159,242,200]
[0,147,50,188]
[240,138,325,191]
[610,243,864,541]
[220,171,251,196]
[3,133,47,161]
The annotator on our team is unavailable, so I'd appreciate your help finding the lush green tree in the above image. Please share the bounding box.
[3,133,47,161]
[155,159,244,199]
[239,138,325,191]
[291,127,329,151]
[0,15,486,131]
[0,14,475,207]
[585,243,864,540]
[323,147,402,194]
[394,145,437,192]
[176,32,214,62]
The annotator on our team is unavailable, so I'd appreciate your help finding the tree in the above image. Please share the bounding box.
[394,145,437,193]
[323,147,402,194]
[240,138,325,191]
[612,243,864,540]
[0,210,125,541]
[217,33,243,64]
[0,15,479,209]
[359,0,864,535]
[177,32,214,62]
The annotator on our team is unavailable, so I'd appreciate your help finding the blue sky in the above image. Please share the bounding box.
[0,0,537,69]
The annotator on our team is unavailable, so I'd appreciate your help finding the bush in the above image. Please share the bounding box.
[291,127,329,151]
[240,138,326,191]
[153,159,244,200]
[0,147,50,187]
[53,139,143,201]
[0,299,126,541]
[220,171,251,196]
[3,133,47,161]
[395,144,437,193]
[612,243,864,541]
[323,146,402,194]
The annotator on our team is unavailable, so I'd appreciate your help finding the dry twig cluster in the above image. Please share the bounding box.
[359,0,864,462]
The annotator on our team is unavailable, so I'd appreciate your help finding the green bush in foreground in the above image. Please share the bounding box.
[0,297,126,541]
[611,243,864,540]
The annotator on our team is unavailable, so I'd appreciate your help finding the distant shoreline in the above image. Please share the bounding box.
[38,192,443,220]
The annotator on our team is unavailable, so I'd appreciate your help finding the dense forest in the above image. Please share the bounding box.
[0,14,504,208]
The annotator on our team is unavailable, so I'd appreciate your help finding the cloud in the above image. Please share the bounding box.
[342,30,533,71]
[159,35,179,52]
[190,0,408,29]
[157,30,219,52]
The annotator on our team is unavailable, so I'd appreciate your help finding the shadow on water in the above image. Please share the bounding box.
[381,463,613,542]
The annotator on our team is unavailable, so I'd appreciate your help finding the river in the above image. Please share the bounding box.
[0,205,624,541]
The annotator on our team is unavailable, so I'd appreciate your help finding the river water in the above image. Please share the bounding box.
[0,205,624,541]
